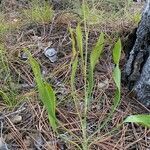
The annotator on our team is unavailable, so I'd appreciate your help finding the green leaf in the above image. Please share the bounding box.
[98,39,121,130]
[133,13,141,24]
[44,82,57,130]
[69,24,79,97]
[69,27,76,57]
[113,65,121,90]
[112,39,122,111]
[124,115,150,128]
[112,88,120,110]
[90,32,104,70]
[26,50,57,131]
[76,24,83,61]
[113,39,121,65]
[81,3,90,21]
[88,32,104,98]
[71,55,78,91]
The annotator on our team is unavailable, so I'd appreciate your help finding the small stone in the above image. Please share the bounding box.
[0,138,9,150]
[21,52,28,61]
[44,47,58,63]
[11,115,22,124]
[5,133,13,141]
[98,78,109,90]
[34,133,44,150]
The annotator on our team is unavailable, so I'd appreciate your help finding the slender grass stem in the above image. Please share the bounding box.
[88,123,123,147]
[57,120,82,142]
[81,0,89,149]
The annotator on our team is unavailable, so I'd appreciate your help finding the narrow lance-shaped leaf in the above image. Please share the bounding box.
[81,3,90,21]
[124,115,150,128]
[88,32,104,98]
[113,65,121,93]
[69,27,78,92]
[76,24,83,62]
[44,82,57,129]
[112,39,121,111]
[98,38,122,130]
[90,32,104,70]
[113,38,121,65]
[26,50,57,131]
[69,27,76,58]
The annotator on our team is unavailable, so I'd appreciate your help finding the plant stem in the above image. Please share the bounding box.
[81,0,89,149]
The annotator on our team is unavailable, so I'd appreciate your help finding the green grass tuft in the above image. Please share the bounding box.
[0,14,10,36]
[23,1,54,24]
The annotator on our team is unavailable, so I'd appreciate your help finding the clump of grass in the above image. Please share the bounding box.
[66,0,142,32]
[93,0,132,12]
[0,13,22,38]
[0,14,10,36]
[74,3,105,25]
[23,1,54,24]
[0,44,18,107]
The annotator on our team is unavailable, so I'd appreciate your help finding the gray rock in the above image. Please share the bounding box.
[11,115,22,124]
[34,134,44,150]
[134,57,150,106]
[44,47,58,63]
[20,52,28,61]
[125,0,150,107]
[0,138,9,150]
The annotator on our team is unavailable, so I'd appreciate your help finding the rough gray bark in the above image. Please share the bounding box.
[125,0,150,107]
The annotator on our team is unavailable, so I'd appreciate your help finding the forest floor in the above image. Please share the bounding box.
[0,0,149,150]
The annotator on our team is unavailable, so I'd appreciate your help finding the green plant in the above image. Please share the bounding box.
[86,38,122,145]
[27,50,57,131]
[20,1,143,148]
[0,14,9,36]
[109,38,122,121]
[0,44,17,107]
[74,2,105,25]
[0,44,9,78]
[133,12,141,24]
[88,32,104,99]
[124,115,150,128]
[0,12,23,37]
[69,24,105,150]
[69,26,123,149]
[23,1,54,24]
[0,90,10,105]
[67,1,124,148]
